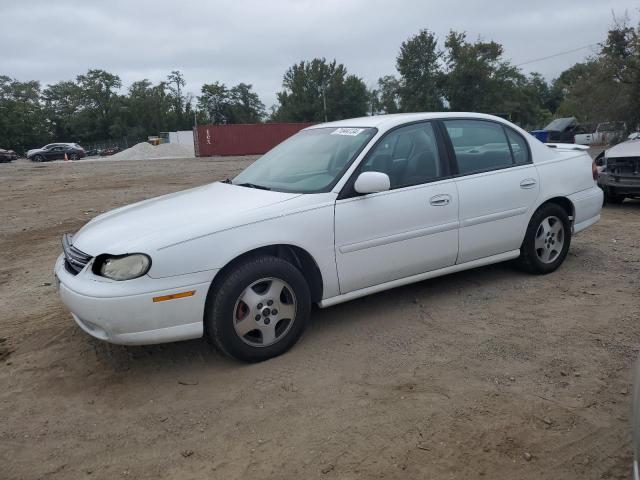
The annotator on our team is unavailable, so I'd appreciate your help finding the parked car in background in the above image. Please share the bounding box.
[597,134,640,204]
[100,146,121,156]
[55,112,602,362]
[575,121,626,146]
[531,117,580,143]
[27,143,79,157]
[27,143,86,162]
[0,149,18,162]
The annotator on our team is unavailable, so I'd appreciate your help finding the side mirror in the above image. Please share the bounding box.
[354,171,390,194]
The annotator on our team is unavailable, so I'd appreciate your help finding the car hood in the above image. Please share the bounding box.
[72,182,302,255]
[27,148,46,156]
[606,140,640,158]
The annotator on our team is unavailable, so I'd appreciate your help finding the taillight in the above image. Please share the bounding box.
[592,160,598,181]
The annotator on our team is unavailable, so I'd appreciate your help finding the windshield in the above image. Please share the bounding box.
[233,127,377,193]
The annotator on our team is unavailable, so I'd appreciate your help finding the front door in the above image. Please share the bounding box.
[334,121,459,293]
[47,146,65,160]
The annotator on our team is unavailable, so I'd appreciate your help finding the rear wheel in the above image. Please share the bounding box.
[517,203,571,274]
[205,255,310,362]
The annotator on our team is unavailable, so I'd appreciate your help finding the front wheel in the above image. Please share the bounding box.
[205,255,311,362]
[517,203,571,274]
[33,155,44,162]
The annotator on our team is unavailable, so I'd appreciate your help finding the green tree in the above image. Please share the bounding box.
[556,19,640,128]
[396,29,444,112]
[125,79,171,135]
[167,70,188,129]
[441,31,548,127]
[198,82,233,124]
[0,76,48,152]
[75,69,122,139]
[228,83,266,123]
[42,80,82,141]
[443,31,512,112]
[273,58,369,122]
[198,82,266,124]
[527,72,562,115]
[373,75,401,114]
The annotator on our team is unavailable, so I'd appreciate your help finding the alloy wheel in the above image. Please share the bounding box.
[534,215,564,264]
[232,277,297,347]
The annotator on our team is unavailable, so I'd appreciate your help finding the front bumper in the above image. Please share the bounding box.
[54,254,216,345]
[598,172,640,196]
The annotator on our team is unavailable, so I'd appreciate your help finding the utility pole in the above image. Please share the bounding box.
[322,82,328,123]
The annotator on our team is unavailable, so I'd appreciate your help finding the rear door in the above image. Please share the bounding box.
[441,119,539,264]
[334,121,459,293]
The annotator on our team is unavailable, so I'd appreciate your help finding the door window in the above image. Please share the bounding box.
[359,122,443,189]
[504,128,530,164]
[444,120,521,175]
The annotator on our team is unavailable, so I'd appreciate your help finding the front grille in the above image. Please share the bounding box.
[62,233,92,275]
[606,156,640,179]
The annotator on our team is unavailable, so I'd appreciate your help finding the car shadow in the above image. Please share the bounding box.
[88,260,525,375]
[604,197,640,209]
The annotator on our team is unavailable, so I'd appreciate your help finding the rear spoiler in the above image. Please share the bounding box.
[545,143,590,151]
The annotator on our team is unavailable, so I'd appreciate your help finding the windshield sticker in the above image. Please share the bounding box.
[331,128,365,136]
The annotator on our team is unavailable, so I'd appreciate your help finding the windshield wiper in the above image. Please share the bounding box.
[235,182,271,191]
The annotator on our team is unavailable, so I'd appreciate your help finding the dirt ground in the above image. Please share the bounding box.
[1,156,639,480]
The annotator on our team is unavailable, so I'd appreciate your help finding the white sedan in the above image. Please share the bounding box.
[55,113,603,362]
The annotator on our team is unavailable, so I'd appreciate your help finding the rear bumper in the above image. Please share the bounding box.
[568,186,603,234]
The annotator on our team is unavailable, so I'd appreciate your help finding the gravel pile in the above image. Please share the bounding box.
[109,142,195,161]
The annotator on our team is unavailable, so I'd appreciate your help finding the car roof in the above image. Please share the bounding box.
[306,112,515,132]
[306,112,569,165]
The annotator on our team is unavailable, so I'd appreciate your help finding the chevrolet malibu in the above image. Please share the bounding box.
[55,113,603,362]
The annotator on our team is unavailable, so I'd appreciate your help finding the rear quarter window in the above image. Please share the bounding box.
[504,128,530,165]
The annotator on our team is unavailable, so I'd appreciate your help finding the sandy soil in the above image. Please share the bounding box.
[1,156,639,480]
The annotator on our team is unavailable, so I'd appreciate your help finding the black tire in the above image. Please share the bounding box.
[33,155,44,162]
[70,153,78,161]
[517,203,572,274]
[604,191,625,205]
[204,255,311,362]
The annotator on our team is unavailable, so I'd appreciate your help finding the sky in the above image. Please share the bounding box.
[0,0,637,109]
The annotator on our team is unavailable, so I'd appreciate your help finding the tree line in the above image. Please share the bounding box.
[0,20,638,154]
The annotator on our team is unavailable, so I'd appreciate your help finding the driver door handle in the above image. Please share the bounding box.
[429,194,451,206]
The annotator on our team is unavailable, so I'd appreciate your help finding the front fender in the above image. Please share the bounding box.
[148,199,340,299]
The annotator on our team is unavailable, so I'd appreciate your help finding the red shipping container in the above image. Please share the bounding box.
[194,123,314,157]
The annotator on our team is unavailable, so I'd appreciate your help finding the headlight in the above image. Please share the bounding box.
[98,254,151,281]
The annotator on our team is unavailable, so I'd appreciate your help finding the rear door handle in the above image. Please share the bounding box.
[429,194,451,206]
[520,179,537,189]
